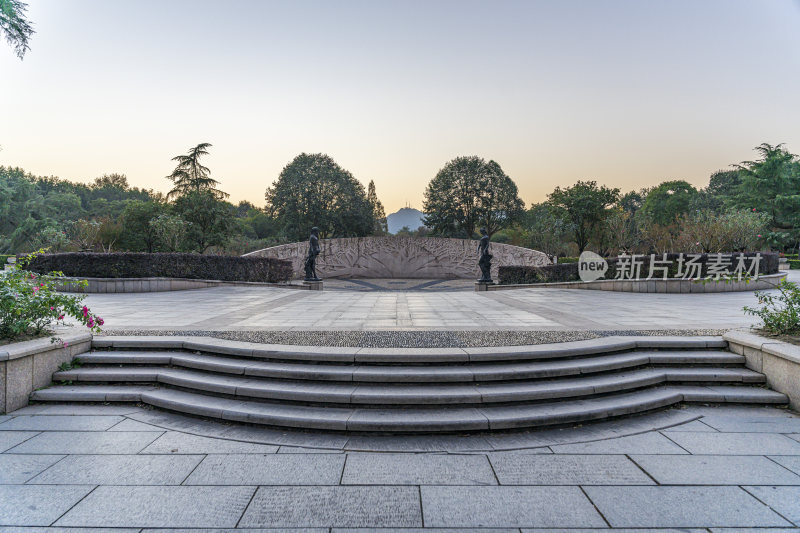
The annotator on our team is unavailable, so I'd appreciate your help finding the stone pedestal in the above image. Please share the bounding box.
[303,280,323,291]
[474,282,492,292]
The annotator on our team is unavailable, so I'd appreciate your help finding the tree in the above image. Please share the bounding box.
[119,200,167,252]
[639,180,698,226]
[367,180,387,235]
[524,203,572,262]
[174,190,233,253]
[733,143,800,250]
[0,0,34,59]
[547,180,620,253]
[265,153,376,242]
[149,214,188,253]
[423,156,524,238]
[166,143,227,199]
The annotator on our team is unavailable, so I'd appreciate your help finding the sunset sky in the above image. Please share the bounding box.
[1,0,798,213]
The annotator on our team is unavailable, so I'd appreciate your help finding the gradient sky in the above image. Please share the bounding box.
[1,0,798,212]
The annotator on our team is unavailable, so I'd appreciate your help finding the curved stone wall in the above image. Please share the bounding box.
[245,237,551,279]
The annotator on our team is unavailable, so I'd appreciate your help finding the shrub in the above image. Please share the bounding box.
[0,255,13,265]
[557,257,579,263]
[26,253,293,283]
[499,252,779,285]
[1,251,103,341]
[790,260,800,269]
[744,280,800,335]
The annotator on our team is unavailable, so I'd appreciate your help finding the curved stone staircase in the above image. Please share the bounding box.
[31,335,788,432]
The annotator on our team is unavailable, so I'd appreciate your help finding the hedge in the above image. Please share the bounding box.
[557,257,579,263]
[499,252,779,285]
[790,260,800,269]
[26,253,294,283]
[0,255,14,265]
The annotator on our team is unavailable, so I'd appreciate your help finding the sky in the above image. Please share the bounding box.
[1,0,798,213]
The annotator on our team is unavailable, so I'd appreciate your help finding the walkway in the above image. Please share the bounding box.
[78,271,798,332]
[2,403,800,529]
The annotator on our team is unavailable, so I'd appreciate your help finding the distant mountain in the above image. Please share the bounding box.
[386,207,426,234]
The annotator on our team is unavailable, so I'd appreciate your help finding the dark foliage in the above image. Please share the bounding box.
[499,252,779,285]
[26,253,293,283]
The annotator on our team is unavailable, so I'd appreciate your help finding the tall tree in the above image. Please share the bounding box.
[166,143,227,199]
[423,156,524,238]
[547,180,620,253]
[174,190,233,253]
[265,153,375,242]
[639,180,698,226]
[367,180,387,235]
[0,0,34,59]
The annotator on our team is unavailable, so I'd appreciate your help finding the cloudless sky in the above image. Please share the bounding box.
[1,0,798,212]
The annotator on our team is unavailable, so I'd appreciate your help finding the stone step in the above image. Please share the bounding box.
[90,335,728,363]
[76,349,746,383]
[30,385,788,432]
[51,365,766,405]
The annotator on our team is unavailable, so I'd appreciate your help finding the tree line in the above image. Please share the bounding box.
[1,142,797,258]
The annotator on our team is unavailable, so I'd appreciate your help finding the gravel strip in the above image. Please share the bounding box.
[99,329,726,348]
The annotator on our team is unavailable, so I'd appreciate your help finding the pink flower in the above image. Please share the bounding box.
[97,317,104,326]
[50,307,54,311]
[62,341,69,347]
[752,208,756,211]
[81,306,88,317]
[57,314,64,320]
[757,234,762,238]
[32,287,39,293]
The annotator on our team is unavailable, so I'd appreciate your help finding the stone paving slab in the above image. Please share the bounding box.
[140,431,279,454]
[770,455,800,476]
[0,431,39,453]
[0,528,141,533]
[700,415,800,433]
[341,453,497,485]
[489,454,654,485]
[55,486,256,528]
[709,529,800,532]
[7,404,143,416]
[237,486,422,528]
[522,530,709,533]
[28,454,204,485]
[0,415,124,431]
[8,431,163,454]
[665,432,800,455]
[549,431,689,454]
[0,485,95,526]
[631,454,800,485]
[184,453,345,485]
[584,486,792,527]
[143,529,328,533]
[334,529,520,533]
[743,486,800,525]
[0,454,63,483]
[107,418,162,432]
[421,485,606,528]
[661,419,718,431]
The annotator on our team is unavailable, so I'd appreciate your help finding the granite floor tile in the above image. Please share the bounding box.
[700,416,800,434]
[523,530,708,533]
[184,453,345,485]
[139,431,279,454]
[664,432,800,455]
[9,431,162,454]
[0,415,124,431]
[662,420,718,432]
[0,485,95,526]
[55,486,256,528]
[549,432,689,454]
[0,455,64,483]
[769,455,800,476]
[28,454,203,485]
[709,529,800,533]
[421,485,606,528]
[490,453,653,485]
[585,486,792,527]
[744,486,800,525]
[341,453,496,485]
[142,529,328,533]
[0,431,39,453]
[334,529,519,533]
[107,418,161,432]
[238,486,422,528]
[631,455,800,485]
[0,528,141,533]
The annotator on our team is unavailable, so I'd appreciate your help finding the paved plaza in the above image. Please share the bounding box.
[1,403,800,530]
[77,271,798,333]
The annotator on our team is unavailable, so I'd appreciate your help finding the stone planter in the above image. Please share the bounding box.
[0,331,92,413]
[724,329,800,410]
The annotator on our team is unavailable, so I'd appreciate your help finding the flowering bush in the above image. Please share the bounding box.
[744,280,800,335]
[0,250,103,341]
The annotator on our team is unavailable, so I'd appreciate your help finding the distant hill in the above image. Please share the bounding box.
[386,207,426,234]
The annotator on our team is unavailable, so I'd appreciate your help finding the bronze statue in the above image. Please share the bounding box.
[304,226,321,281]
[477,227,493,283]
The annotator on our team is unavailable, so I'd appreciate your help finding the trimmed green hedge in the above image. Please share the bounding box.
[790,260,800,269]
[0,255,14,265]
[26,253,293,283]
[557,257,579,263]
[499,252,779,285]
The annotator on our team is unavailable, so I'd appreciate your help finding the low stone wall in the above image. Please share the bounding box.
[55,277,310,293]
[247,237,551,279]
[1,331,92,413]
[724,330,800,410]
[480,272,787,293]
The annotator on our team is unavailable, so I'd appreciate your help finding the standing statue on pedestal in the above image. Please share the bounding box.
[477,227,493,283]
[304,226,321,281]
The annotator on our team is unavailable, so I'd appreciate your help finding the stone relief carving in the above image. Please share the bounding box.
[245,237,551,279]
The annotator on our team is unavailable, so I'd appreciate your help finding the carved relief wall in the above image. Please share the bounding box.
[245,237,551,279]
